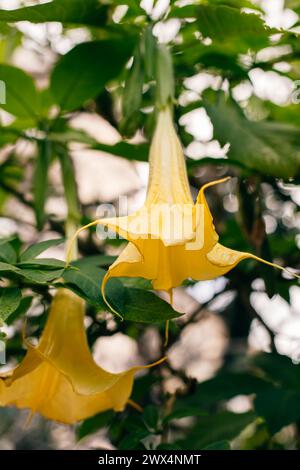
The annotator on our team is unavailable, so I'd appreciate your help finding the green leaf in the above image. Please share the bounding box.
[70,255,116,268]
[0,287,22,324]
[169,0,261,19]
[181,411,256,449]
[0,64,39,118]
[119,427,150,450]
[251,353,300,390]
[19,268,64,284]
[92,141,149,162]
[0,261,20,275]
[165,407,207,422]
[143,405,160,432]
[0,0,108,27]
[48,128,149,161]
[18,259,66,269]
[50,40,135,111]
[255,389,300,435]
[172,372,272,417]
[63,263,181,323]
[6,296,33,326]
[121,288,182,323]
[20,238,64,262]
[204,92,300,178]
[62,264,112,309]
[197,5,275,52]
[76,410,114,441]
[0,240,17,264]
[203,440,231,450]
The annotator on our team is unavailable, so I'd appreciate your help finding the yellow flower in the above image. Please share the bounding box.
[68,107,299,316]
[0,288,164,424]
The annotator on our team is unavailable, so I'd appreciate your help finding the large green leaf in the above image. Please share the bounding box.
[197,5,275,52]
[0,0,108,26]
[0,64,39,118]
[204,92,300,178]
[0,287,22,324]
[50,40,135,111]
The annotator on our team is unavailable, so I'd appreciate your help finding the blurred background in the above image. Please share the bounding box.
[1,0,300,450]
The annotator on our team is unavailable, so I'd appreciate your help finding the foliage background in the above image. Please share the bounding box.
[1,0,300,450]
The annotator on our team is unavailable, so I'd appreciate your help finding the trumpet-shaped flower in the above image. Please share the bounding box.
[69,107,299,315]
[0,288,164,424]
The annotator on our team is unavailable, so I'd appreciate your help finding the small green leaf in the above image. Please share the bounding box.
[122,288,182,323]
[6,296,33,326]
[19,268,64,283]
[203,440,231,450]
[20,238,64,262]
[0,287,22,324]
[143,405,160,432]
[92,142,149,162]
[0,64,39,118]
[0,240,17,264]
[0,262,20,275]
[18,258,66,269]
[76,410,114,441]
[119,428,150,450]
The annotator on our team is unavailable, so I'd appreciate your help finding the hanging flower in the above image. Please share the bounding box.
[0,288,164,424]
[68,106,299,316]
